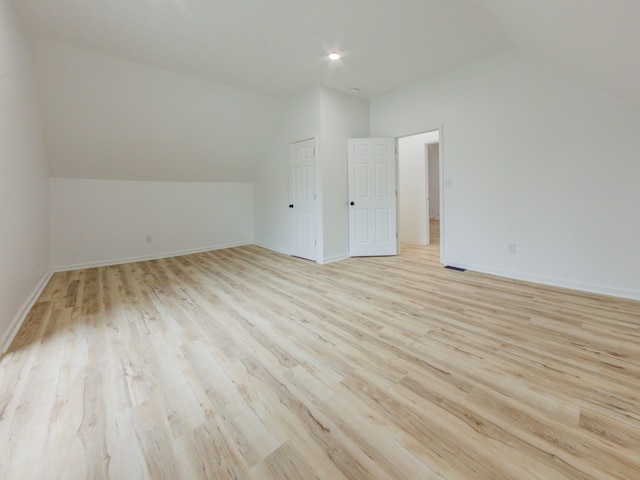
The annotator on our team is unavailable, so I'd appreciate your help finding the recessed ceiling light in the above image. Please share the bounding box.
[328,52,341,60]
[349,88,360,95]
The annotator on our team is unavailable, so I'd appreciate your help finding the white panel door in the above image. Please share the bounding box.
[348,138,398,256]
[290,139,317,261]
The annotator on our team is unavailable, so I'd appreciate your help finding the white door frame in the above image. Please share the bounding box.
[396,125,445,264]
[398,133,435,246]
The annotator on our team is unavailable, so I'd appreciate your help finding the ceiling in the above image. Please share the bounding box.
[13,0,640,105]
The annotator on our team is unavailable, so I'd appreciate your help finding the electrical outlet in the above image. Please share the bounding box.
[507,243,516,254]
[145,234,153,243]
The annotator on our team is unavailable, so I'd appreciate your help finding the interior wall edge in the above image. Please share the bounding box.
[0,270,53,354]
[253,242,291,257]
[319,252,350,265]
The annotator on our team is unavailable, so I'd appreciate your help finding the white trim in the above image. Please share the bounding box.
[314,133,323,265]
[320,252,350,265]
[437,124,445,265]
[254,242,290,256]
[52,242,252,272]
[395,126,445,263]
[442,258,640,301]
[1,271,54,354]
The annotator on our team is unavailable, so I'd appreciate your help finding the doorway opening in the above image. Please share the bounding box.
[397,129,441,258]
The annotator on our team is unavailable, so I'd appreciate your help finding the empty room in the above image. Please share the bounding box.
[1,1,639,479]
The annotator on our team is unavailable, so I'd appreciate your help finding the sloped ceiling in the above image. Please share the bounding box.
[13,0,640,105]
[486,0,640,107]
[12,0,513,98]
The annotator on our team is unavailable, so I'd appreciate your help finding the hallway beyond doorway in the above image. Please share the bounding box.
[400,219,440,260]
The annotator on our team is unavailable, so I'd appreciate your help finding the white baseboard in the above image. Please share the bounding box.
[443,258,640,301]
[253,244,349,266]
[320,252,350,265]
[1,271,53,355]
[52,242,253,272]
[253,242,291,256]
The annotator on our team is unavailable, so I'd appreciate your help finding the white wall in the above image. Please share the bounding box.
[33,40,281,182]
[254,88,320,255]
[50,179,254,270]
[33,40,271,271]
[253,86,369,263]
[319,87,369,262]
[371,49,640,299]
[0,0,50,352]
[428,143,440,220]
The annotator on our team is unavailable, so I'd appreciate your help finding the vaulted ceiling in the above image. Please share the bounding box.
[13,0,640,105]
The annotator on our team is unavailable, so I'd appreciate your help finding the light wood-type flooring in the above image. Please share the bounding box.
[2,221,640,479]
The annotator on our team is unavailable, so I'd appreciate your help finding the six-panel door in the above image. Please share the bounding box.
[348,138,398,256]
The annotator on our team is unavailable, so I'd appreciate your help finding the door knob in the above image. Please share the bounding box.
[350,201,355,206]
[289,204,294,208]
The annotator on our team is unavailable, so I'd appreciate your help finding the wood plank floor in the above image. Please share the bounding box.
[2,223,640,479]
